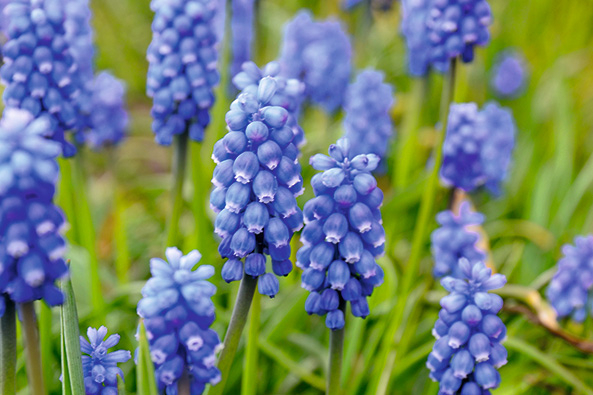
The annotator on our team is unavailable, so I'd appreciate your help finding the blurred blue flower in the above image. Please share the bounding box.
[230,0,255,78]
[81,326,131,395]
[491,51,527,99]
[0,0,91,156]
[64,0,94,81]
[137,247,222,394]
[299,138,385,330]
[440,102,516,195]
[432,201,486,279]
[547,236,593,322]
[427,259,507,394]
[343,0,365,8]
[0,109,68,312]
[343,69,395,170]
[401,0,431,76]
[212,63,305,297]
[279,10,352,113]
[146,0,221,145]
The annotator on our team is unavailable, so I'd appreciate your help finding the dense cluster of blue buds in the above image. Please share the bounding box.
[343,69,395,169]
[491,51,527,99]
[212,62,305,298]
[1,0,90,156]
[0,109,68,314]
[440,102,515,195]
[298,138,385,330]
[402,0,493,74]
[137,248,222,394]
[230,0,255,78]
[546,236,593,322]
[146,0,221,145]
[432,202,486,279]
[279,10,351,113]
[81,326,132,395]
[428,259,507,394]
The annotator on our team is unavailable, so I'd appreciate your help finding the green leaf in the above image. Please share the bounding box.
[60,275,85,395]
[136,320,158,395]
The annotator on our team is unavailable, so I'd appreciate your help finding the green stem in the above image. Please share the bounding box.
[327,309,345,395]
[21,302,46,395]
[39,304,53,391]
[178,370,191,395]
[1,299,16,395]
[209,275,258,395]
[369,59,457,395]
[166,133,189,248]
[242,291,261,395]
[393,77,428,189]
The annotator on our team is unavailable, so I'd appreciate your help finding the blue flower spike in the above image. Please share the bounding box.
[298,138,385,330]
[428,259,507,394]
[491,51,527,99]
[147,0,221,145]
[81,326,131,395]
[431,201,486,279]
[547,236,593,322]
[137,247,222,394]
[440,102,516,195]
[230,0,255,78]
[212,61,305,298]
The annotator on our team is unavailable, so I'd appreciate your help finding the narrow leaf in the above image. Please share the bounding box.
[137,320,158,395]
[60,274,85,395]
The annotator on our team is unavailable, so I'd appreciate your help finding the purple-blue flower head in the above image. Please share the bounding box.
[491,51,527,99]
[427,259,507,394]
[440,102,515,195]
[432,201,486,279]
[147,0,221,146]
[230,0,255,78]
[547,236,593,322]
[343,69,395,170]
[401,0,432,76]
[81,326,131,395]
[64,0,94,81]
[299,138,385,330]
[137,247,222,393]
[279,11,352,113]
[0,0,90,156]
[213,63,305,297]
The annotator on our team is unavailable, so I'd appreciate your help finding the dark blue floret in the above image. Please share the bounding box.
[137,248,222,394]
[427,259,507,394]
[146,0,221,145]
[298,138,385,330]
[491,51,527,99]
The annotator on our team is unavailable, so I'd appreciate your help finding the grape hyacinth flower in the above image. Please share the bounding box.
[427,259,507,394]
[401,0,431,76]
[1,0,90,156]
[81,326,132,395]
[440,102,516,195]
[230,0,255,78]
[137,248,222,393]
[546,236,593,322]
[298,138,385,330]
[146,0,221,145]
[212,67,305,297]
[491,51,527,99]
[343,69,395,169]
[0,109,68,312]
[279,11,352,113]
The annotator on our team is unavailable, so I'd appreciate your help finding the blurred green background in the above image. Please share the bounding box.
[12,0,593,394]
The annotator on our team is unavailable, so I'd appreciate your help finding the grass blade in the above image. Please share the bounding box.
[60,275,85,395]
[137,320,159,395]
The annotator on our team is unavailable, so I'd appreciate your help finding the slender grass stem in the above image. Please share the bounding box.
[327,306,345,395]
[21,302,46,395]
[166,133,189,248]
[242,291,261,395]
[1,299,16,395]
[370,59,457,395]
[209,275,258,395]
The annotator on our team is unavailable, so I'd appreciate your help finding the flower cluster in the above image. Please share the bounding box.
[298,138,385,330]
[343,69,395,170]
[432,202,486,279]
[212,64,305,297]
[491,51,527,99]
[137,248,221,393]
[279,10,351,113]
[230,0,255,78]
[0,109,68,314]
[1,0,90,156]
[440,102,516,195]
[401,0,431,76]
[81,326,131,395]
[427,259,507,394]
[546,236,593,322]
[146,0,221,145]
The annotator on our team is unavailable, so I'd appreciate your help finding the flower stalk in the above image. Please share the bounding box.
[327,303,346,395]
[21,302,46,395]
[166,132,189,248]
[1,299,16,395]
